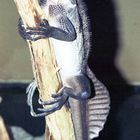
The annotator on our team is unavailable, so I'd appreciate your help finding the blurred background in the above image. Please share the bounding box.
[0,0,140,140]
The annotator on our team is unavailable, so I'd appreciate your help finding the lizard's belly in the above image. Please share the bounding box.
[50,37,84,80]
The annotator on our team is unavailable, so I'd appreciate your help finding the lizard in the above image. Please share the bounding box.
[18,0,110,139]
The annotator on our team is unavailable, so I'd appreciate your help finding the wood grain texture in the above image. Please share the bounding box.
[13,0,75,139]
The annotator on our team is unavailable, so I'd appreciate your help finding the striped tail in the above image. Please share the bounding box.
[87,67,110,139]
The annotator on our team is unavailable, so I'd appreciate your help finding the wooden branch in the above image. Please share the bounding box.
[13,0,75,140]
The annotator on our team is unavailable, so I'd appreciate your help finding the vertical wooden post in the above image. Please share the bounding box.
[13,0,75,140]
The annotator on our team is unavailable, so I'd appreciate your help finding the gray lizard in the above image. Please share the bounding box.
[18,0,110,139]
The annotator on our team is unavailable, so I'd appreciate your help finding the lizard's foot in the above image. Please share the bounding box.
[38,86,90,116]
[26,83,69,117]
[37,87,69,116]
[26,80,39,117]
[26,75,90,117]
[18,18,50,41]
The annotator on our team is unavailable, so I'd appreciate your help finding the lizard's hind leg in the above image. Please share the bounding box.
[26,81,69,117]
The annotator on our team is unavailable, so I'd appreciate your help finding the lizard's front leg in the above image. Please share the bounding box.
[26,75,91,117]
[18,17,76,41]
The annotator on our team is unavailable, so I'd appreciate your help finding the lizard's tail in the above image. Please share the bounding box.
[86,67,110,139]
[69,68,110,140]
[69,94,89,140]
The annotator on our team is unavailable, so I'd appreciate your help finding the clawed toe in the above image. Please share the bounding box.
[26,80,37,106]
[34,93,68,116]
[37,100,64,115]
[18,18,50,41]
[38,98,60,105]
[51,93,62,98]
